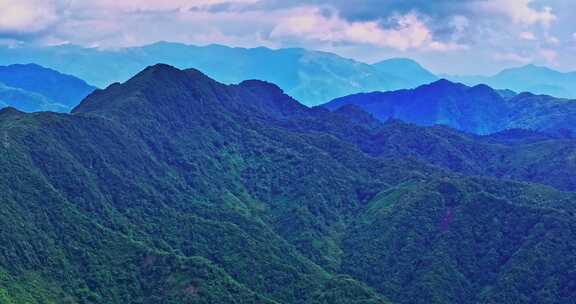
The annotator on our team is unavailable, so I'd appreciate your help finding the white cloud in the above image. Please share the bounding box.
[68,0,258,12]
[539,48,558,65]
[41,0,280,48]
[270,7,465,51]
[545,34,560,45]
[0,0,574,74]
[476,0,556,28]
[519,31,536,40]
[0,0,59,34]
[449,15,469,40]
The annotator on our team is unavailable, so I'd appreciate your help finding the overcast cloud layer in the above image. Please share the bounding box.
[0,0,574,74]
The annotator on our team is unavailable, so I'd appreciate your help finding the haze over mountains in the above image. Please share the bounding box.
[0,42,422,106]
[2,64,576,303]
[2,42,575,111]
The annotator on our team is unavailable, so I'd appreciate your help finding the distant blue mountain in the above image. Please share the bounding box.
[0,64,96,112]
[0,64,96,108]
[0,82,68,112]
[372,58,438,88]
[0,42,436,106]
[323,79,576,134]
[447,64,576,98]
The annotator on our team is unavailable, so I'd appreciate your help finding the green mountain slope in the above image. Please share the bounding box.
[1,64,576,303]
[0,65,392,303]
[342,179,576,304]
[354,120,576,192]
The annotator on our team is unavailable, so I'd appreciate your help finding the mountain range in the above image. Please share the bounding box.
[3,42,576,109]
[447,64,576,99]
[2,43,576,109]
[323,79,576,135]
[0,43,436,106]
[1,64,576,303]
[0,64,95,112]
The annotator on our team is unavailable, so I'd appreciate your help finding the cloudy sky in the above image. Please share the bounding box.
[0,0,575,74]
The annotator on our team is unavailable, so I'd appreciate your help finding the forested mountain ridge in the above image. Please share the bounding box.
[323,79,576,135]
[338,118,576,192]
[1,64,576,303]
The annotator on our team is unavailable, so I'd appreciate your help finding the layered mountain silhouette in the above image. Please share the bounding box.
[323,79,576,134]
[4,43,575,104]
[0,82,68,112]
[448,64,576,98]
[0,64,96,112]
[0,43,437,106]
[1,64,576,303]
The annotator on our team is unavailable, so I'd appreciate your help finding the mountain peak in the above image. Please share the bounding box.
[373,58,438,87]
[0,106,24,117]
[238,79,307,117]
[422,78,464,90]
[431,78,453,85]
[74,65,307,120]
[469,83,496,94]
[239,79,284,94]
[374,58,424,68]
[471,83,491,90]
[499,64,558,76]
[138,63,182,77]
[119,64,216,90]
[73,64,201,114]
[147,41,188,48]
[522,63,545,69]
